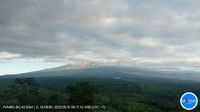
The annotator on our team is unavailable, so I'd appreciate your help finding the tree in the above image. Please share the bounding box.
[48,93,59,104]
[6,78,40,104]
[66,81,99,112]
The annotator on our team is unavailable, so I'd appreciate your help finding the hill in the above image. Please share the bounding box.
[0,64,200,112]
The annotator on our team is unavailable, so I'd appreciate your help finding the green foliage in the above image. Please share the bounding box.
[0,76,200,112]
[48,93,59,104]
[67,81,99,105]
[2,78,40,104]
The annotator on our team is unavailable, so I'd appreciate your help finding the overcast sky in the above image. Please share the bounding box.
[1,0,200,75]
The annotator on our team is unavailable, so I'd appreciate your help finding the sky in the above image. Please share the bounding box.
[1,0,200,75]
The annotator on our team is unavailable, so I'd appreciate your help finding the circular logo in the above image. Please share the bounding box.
[180,92,198,110]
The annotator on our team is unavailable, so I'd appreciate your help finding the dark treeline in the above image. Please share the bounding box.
[0,76,200,112]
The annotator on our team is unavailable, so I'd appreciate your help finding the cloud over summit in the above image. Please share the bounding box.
[1,0,200,71]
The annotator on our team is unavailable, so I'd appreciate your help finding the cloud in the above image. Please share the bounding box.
[0,52,21,62]
[0,0,200,71]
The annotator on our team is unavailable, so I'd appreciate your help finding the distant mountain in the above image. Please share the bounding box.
[41,62,99,72]
[1,63,200,81]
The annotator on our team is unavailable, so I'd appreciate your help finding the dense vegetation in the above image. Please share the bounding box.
[0,74,200,112]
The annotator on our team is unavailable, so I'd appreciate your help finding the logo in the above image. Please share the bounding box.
[180,92,198,110]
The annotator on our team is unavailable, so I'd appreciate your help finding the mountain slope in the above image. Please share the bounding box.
[1,64,200,82]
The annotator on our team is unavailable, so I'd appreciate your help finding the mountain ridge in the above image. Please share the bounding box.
[1,63,200,82]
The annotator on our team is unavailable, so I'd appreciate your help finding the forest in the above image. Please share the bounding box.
[0,74,200,112]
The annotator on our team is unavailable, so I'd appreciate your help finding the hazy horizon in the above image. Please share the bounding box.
[1,0,200,75]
